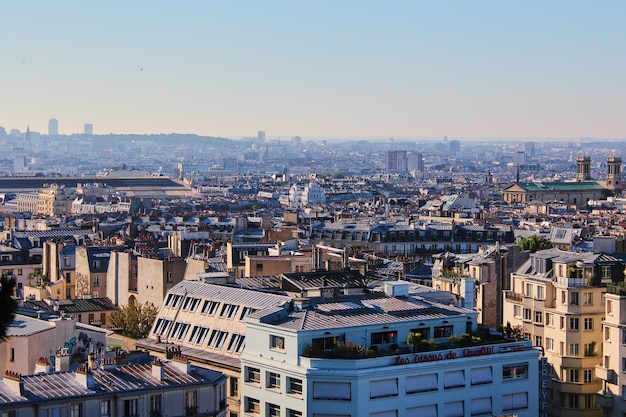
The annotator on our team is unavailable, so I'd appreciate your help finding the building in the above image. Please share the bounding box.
[37,184,73,215]
[136,280,293,416]
[84,123,93,135]
[502,156,620,206]
[0,352,227,417]
[48,119,58,136]
[596,283,626,416]
[241,280,540,417]
[503,248,626,417]
[384,150,408,173]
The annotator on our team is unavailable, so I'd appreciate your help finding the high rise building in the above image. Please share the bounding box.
[407,152,424,172]
[48,119,59,136]
[84,123,93,135]
[258,131,265,143]
[385,150,408,173]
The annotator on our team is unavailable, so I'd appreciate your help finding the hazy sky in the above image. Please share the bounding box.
[1,1,624,139]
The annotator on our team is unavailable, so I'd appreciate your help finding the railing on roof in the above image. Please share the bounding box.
[606,283,626,296]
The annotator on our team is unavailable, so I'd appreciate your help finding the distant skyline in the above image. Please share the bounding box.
[1,1,624,139]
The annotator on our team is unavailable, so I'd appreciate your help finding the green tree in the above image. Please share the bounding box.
[519,235,553,253]
[0,276,17,342]
[108,302,158,339]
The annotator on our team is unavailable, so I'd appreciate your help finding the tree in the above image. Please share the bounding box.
[518,235,553,253]
[0,276,17,342]
[107,302,158,339]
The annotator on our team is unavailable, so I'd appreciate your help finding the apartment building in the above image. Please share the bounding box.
[503,248,626,417]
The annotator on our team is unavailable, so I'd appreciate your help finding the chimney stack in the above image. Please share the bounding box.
[151,358,165,381]
[171,354,191,374]
[35,357,52,374]
[55,350,70,372]
[3,371,24,395]
[75,364,94,389]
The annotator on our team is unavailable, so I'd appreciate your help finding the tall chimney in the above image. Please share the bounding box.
[171,354,191,374]
[151,358,165,381]
[3,371,24,395]
[75,365,94,389]
[35,357,52,374]
[55,350,70,372]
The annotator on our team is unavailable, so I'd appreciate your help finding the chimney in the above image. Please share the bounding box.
[55,350,70,372]
[88,353,97,370]
[166,346,181,360]
[75,364,94,389]
[171,354,191,374]
[102,358,117,371]
[3,371,24,395]
[151,358,165,381]
[35,357,52,374]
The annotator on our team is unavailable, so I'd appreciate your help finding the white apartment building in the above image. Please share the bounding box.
[241,281,540,417]
[503,248,626,417]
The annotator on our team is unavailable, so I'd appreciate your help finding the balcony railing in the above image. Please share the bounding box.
[504,291,523,302]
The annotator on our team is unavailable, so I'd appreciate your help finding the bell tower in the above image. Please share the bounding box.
[575,156,591,182]
[606,156,622,193]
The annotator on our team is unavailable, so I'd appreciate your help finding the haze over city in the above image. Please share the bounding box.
[1,1,625,139]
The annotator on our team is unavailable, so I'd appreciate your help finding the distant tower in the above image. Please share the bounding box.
[257,131,265,143]
[385,150,408,174]
[84,123,93,135]
[576,156,592,182]
[25,125,31,142]
[606,156,622,193]
[48,119,59,136]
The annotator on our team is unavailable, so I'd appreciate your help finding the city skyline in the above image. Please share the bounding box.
[1,1,625,139]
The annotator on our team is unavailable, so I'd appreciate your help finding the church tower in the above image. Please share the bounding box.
[575,156,592,182]
[606,156,622,193]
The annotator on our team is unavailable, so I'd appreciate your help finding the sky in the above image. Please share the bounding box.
[1,1,625,140]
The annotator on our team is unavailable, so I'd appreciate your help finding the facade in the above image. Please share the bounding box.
[75,246,117,298]
[37,184,73,215]
[48,118,58,136]
[384,150,408,173]
[0,354,227,417]
[241,281,540,417]
[503,248,626,417]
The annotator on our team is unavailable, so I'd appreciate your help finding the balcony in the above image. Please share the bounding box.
[596,365,617,384]
[596,391,614,408]
[504,290,523,303]
[606,283,626,296]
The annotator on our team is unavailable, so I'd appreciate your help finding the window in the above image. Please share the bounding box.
[584,394,594,409]
[267,403,280,417]
[584,369,593,383]
[371,331,398,345]
[100,400,110,417]
[433,325,453,338]
[93,276,100,287]
[150,394,162,415]
[370,378,399,398]
[443,401,464,417]
[182,297,200,311]
[566,394,579,409]
[608,300,613,314]
[9,348,14,362]
[535,336,542,347]
[502,392,528,411]
[171,322,190,340]
[570,292,579,305]
[546,338,554,351]
[406,374,438,393]
[288,377,303,395]
[268,372,281,390]
[207,330,229,348]
[569,343,579,356]
[444,370,465,388]
[287,410,302,417]
[606,327,611,340]
[513,305,521,318]
[189,326,209,345]
[602,266,611,280]
[560,316,565,329]
[410,328,429,339]
[312,382,351,400]
[584,342,596,356]
[245,397,260,414]
[311,336,343,351]
[525,283,532,297]
[584,318,593,330]
[229,377,239,397]
[470,397,491,416]
[256,263,263,272]
[246,367,260,384]
[470,367,492,385]
[623,329,626,345]
[201,300,220,315]
[534,311,542,324]
[503,364,528,380]
[561,291,567,304]
[270,335,285,350]
[69,403,83,417]
[537,286,545,300]
[124,399,137,417]
[220,303,239,319]
[568,369,579,382]
[185,390,197,415]
[227,334,246,353]
[523,308,531,321]
[583,292,593,305]
[45,408,61,417]
[240,306,256,320]
[167,271,173,283]
[153,319,172,336]
[570,317,579,331]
